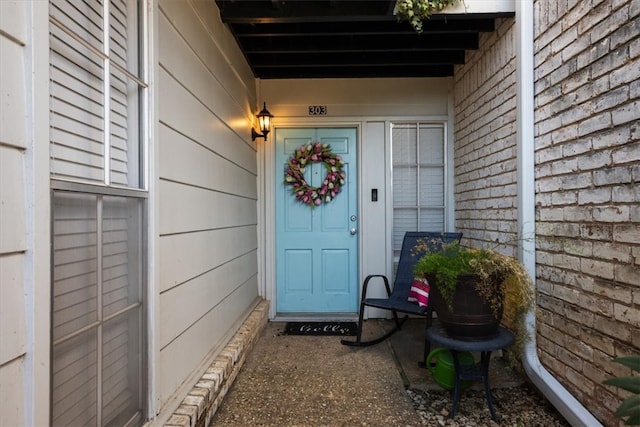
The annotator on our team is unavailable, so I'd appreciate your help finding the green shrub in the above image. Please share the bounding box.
[603,356,640,425]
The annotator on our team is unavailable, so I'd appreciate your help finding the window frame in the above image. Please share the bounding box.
[390,120,449,259]
[49,0,150,424]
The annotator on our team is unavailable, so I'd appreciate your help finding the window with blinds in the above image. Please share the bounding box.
[49,1,147,426]
[50,0,143,187]
[391,122,446,260]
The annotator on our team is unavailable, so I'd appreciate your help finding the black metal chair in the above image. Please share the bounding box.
[341,231,463,364]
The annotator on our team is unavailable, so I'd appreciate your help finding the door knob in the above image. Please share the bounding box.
[350,228,357,235]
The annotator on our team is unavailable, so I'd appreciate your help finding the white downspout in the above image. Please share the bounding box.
[516,1,602,426]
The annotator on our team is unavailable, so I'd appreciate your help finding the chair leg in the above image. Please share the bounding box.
[340,274,414,347]
[341,310,408,347]
[390,309,403,330]
[420,311,433,368]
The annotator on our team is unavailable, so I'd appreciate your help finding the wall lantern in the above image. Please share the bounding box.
[251,102,273,141]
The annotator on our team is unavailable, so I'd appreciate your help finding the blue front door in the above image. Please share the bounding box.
[275,128,358,314]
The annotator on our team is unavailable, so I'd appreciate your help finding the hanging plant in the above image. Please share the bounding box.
[284,143,346,207]
[394,0,460,33]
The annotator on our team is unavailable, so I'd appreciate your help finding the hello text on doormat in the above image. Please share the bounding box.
[283,322,358,336]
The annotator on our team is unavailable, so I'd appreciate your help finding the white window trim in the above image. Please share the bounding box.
[48,0,151,423]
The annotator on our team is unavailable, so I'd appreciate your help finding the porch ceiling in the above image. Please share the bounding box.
[215,0,514,79]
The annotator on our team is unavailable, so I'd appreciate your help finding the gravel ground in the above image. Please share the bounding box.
[407,386,570,426]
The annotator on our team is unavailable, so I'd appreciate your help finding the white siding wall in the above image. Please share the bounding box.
[0,2,50,426]
[0,3,28,423]
[156,0,259,412]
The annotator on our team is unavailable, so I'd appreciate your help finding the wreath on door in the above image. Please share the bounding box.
[284,143,346,206]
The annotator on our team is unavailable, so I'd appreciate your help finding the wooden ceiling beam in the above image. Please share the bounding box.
[238,33,479,52]
[254,64,455,79]
[247,50,466,67]
[216,0,396,24]
[228,19,495,37]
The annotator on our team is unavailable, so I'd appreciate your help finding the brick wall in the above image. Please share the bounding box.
[534,0,639,424]
[453,17,519,255]
[453,1,639,425]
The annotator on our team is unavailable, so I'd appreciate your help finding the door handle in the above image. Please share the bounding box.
[350,228,357,235]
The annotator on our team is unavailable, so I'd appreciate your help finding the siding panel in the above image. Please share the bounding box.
[0,254,26,364]
[0,37,26,149]
[159,0,253,114]
[189,0,256,87]
[158,68,256,175]
[0,2,26,44]
[158,11,252,147]
[159,180,257,235]
[159,124,257,199]
[0,146,27,253]
[159,251,258,349]
[158,277,258,405]
[159,226,257,292]
[0,358,25,427]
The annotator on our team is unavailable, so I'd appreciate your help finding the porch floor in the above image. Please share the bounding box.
[211,319,569,426]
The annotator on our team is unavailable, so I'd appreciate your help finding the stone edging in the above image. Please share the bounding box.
[164,299,270,427]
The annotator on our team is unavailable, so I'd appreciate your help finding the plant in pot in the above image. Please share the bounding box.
[413,241,534,349]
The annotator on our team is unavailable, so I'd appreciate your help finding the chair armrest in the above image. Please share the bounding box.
[361,274,392,300]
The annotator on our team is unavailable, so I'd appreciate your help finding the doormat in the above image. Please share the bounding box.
[284,322,358,336]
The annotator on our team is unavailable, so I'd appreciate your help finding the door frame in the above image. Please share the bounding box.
[261,118,363,320]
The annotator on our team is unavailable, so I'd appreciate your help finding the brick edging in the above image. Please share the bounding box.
[164,299,270,427]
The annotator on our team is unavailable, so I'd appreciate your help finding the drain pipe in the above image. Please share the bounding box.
[515,1,602,426]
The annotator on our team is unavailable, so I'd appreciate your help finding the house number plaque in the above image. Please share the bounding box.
[308,105,327,115]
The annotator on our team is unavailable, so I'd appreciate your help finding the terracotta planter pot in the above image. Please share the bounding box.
[428,273,503,340]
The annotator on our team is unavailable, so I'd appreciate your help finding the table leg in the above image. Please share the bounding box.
[450,350,462,418]
[481,351,497,421]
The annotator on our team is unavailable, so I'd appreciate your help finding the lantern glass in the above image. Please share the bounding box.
[259,114,270,133]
